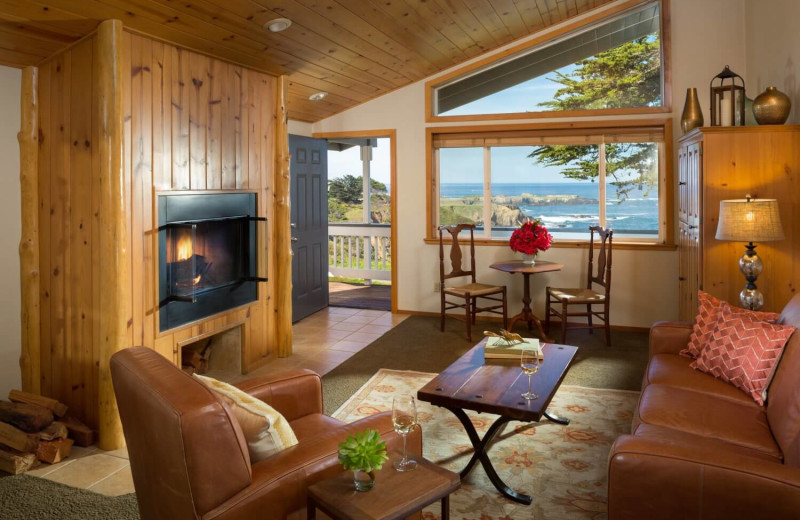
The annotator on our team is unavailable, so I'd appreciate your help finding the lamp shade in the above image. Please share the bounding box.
[715,198,785,242]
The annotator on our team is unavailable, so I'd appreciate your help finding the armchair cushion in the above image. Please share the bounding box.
[195,374,299,462]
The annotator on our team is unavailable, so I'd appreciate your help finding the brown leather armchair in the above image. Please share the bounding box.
[111,346,421,520]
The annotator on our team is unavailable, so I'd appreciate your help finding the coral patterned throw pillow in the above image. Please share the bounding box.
[691,302,795,405]
[680,291,780,359]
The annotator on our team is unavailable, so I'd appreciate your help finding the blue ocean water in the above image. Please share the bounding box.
[441,182,659,236]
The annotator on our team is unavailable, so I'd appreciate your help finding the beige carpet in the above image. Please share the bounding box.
[333,369,639,520]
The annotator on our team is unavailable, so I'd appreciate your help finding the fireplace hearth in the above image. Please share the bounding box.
[158,193,265,331]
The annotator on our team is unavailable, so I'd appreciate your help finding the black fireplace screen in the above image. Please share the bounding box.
[159,193,265,331]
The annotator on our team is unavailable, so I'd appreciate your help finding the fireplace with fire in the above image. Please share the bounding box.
[158,193,266,331]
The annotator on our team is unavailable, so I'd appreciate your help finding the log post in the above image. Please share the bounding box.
[18,66,40,395]
[95,19,130,451]
[274,75,292,357]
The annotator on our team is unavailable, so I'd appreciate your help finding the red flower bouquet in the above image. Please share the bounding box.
[509,219,553,256]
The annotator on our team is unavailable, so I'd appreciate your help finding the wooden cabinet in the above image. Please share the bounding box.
[677,126,800,320]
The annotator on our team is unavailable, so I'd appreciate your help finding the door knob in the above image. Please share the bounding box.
[290,223,296,228]
[291,237,298,242]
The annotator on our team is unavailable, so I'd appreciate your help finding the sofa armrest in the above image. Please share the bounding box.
[608,434,800,520]
[234,369,323,422]
[648,321,693,358]
[203,412,422,520]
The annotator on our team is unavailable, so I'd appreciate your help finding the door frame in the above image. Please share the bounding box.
[312,129,398,312]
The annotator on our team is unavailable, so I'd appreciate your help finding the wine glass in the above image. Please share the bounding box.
[520,347,540,400]
[392,394,418,471]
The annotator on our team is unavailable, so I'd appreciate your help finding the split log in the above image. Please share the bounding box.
[38,421,68,441]
[0,446,36,474]
[9,390,68,417]
[62,416,94,447]
[181,347,208,374]
[0,401,53,433]
[0,422,39,453]
[36,438,73,464]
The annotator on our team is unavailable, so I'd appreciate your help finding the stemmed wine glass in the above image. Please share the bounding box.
[392,394,418,471]
[520,347,540,400]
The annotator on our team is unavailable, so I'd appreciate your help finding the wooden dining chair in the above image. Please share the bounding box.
[439,224,507,341]
[545,226,613,345]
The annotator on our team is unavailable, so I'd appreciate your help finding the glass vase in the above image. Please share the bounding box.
[353,469,375,492]
[522,253,537,265]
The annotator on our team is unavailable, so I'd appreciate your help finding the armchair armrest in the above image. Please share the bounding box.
[234,369,323,422]
[608,434,800,520]
[648,321,693,358]
[203,411,422,520]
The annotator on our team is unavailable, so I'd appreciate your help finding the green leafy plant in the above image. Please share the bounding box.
[337,429,388,473]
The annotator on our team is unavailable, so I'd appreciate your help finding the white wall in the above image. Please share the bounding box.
[288,119,313,137]
[313,0,748,327]
[745,0,800,124]
[0,65,21,397]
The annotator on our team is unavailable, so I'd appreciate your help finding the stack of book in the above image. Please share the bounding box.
[484,337,543,360]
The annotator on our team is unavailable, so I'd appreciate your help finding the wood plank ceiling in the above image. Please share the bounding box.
[0,0,614,122]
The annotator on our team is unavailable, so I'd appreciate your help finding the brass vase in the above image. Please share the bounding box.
[753,86,791,125]
[680,88,704,134]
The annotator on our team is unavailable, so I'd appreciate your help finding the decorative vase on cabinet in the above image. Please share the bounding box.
[681,88,704,134]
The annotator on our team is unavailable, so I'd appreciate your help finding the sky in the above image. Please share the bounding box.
[327,137,391,187]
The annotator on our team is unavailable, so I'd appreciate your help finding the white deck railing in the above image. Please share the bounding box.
[329,223,391,283]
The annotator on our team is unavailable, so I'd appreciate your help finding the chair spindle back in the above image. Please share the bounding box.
[587,226,613,295]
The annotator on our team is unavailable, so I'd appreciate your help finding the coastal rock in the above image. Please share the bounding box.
[491,204,526,227]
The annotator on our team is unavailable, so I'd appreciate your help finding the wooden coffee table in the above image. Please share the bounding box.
[307,457,460,520]
[417,339,578,505]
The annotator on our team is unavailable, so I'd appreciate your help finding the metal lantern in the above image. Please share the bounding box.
[710,65,746,127]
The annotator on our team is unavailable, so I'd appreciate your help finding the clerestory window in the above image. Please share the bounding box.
[429,1,667,120]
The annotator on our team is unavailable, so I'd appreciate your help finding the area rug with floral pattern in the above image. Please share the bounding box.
[332,369,639,520]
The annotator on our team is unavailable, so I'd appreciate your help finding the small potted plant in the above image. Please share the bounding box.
[337,429,389,492]
[509,219,553,264]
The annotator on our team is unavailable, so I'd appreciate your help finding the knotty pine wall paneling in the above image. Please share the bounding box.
[34,28,279,437]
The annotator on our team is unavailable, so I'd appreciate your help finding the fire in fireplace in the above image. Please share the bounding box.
[158,193,266,331]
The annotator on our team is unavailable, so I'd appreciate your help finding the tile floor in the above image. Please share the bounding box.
[28,307,407,496]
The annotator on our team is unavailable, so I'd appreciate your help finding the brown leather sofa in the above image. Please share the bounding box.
[608,294,800,519]
[111,346,421,520]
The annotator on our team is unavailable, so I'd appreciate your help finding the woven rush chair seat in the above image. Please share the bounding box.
[443,282,506,298]
[546,287,606,303]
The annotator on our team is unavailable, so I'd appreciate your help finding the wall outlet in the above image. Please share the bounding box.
[434,282,441,292]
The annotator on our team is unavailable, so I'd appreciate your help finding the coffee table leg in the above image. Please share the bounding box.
[444,407,532,505]
[442,495,450,520]
[543,411,570,425]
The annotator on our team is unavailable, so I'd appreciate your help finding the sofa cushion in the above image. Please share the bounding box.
[692,302,795,406]
[681,291,780,359]
[635,383,781,459]
[632,423,782,463]
[645,354,759,406]
[767,296,800,467]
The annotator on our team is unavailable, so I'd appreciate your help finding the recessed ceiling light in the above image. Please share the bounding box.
[308,92,328,101]
[265,18,292,33]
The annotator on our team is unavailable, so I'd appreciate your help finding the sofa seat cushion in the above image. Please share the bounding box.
[290,414,345,442]
[631,423,782,463]
[635,383,781,459]
[646,354,760,406]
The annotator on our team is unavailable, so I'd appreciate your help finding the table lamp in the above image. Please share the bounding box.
[715,195,784,310]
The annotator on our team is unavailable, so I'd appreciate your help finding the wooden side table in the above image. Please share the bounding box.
[307,458,460,520]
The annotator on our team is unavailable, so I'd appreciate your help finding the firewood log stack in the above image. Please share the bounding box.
[0,390,94,474]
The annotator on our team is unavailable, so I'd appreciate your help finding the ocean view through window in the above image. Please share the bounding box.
[432,123,668,244]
